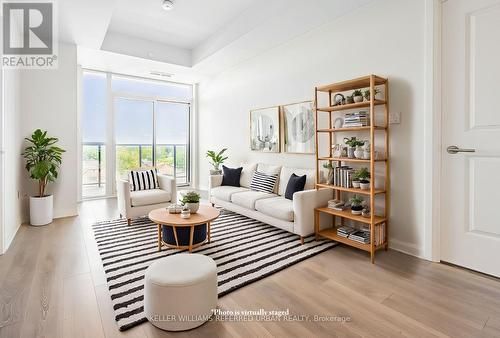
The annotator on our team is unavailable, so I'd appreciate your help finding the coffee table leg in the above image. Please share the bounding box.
[189,225,194,253]
[157,224,162,251]
[207,222,211,243]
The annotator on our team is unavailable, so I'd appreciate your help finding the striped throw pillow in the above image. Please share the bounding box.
[250,171,278,194]
[129,169,159,191]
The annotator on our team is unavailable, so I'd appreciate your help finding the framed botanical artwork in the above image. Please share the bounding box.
[281,101,315,154]
[250,106,281,152]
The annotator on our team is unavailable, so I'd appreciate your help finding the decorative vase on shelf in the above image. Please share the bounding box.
[347,147,355,159]
[327,169,334,185]
[354,146,364,159]
[353,95,363,103]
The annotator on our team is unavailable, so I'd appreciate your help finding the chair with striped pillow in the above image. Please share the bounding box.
[117,168,177,225]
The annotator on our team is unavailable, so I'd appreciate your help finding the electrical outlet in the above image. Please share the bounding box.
[389,111,401,124]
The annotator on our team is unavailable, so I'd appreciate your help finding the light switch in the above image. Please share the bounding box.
[389,111,401,124]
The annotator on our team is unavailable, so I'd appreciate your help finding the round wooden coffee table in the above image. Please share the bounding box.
[149,205,220,252]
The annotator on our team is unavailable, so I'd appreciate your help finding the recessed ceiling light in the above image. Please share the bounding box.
[161,0,174,10]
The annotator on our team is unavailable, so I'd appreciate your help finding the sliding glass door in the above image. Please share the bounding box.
[155,101,190,184]
[114,98,154,180]
[81,71,192,200]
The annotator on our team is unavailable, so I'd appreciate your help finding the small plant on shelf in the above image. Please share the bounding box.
[345,95,354,104]
[344,137,365,158]
[354,167,371,190]
[323,162,334,184]
[352,89,363,103]
[363,88,381,101]
[350,195,364,215]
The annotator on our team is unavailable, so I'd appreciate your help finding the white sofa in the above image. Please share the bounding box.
[209,163,333,242]
[117,173,177,225]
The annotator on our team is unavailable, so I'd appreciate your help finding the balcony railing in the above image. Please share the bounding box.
[82,142,188,198]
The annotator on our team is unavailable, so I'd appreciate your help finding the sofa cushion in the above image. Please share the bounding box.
[230,190,277,210]
[284,173,307,200]
[255,197,294,222]
[278,167,316,196]
[130,189,171,207]
[239,163,258,188]
[211,186,249,202]
[256,163,282,193]
[221,165,243,187]
[250,171,279,194]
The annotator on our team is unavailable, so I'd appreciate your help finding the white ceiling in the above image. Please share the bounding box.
[107,0,256,49]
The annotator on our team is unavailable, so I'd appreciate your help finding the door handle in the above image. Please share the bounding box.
[446,145,476,154]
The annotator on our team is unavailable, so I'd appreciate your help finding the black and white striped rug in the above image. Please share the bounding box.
[93,210,337,331]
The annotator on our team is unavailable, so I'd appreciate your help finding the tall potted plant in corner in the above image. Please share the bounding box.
[206,148,228,175]
[22,129,65,226]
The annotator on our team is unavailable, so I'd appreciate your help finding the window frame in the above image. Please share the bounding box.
[80,69,193,201]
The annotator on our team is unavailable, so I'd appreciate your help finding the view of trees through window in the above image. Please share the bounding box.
[81,71,192,198]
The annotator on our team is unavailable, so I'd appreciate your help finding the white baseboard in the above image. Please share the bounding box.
[389,238,424,259]
[54,208,78,219]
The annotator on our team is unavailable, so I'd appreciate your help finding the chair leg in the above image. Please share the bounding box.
[300,236,304,245]
[211,203,215,207]
[127,218,132,226]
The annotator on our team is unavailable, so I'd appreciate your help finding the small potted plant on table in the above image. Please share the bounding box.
[352,89,363,103]
[206,148,228,175]
[350,195,364,215]
[180,191,201,213]
[355,167,371,190]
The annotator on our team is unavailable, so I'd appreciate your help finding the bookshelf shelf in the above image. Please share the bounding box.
[314,74,390,264]
[317,99,386,112]
[315,183,385,195]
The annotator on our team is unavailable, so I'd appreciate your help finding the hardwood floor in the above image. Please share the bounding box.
[1,198,499,337]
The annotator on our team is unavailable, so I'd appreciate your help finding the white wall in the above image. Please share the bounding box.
[1,69,23,253]
[20,43,78,220]
[198,0,426,256]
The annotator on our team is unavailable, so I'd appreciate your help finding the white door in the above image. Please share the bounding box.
[441,0,500,277]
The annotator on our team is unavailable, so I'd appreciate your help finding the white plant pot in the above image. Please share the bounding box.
[353,95,363,103]
[352,181,361,188]
[184,202,200,213]
[360,182,371,190]
[347,147,355,158]
[29,195,53,226]
[351,208,363,215]
[354,146,364,159]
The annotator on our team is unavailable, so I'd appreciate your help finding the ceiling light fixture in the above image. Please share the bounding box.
[161,0,174,11]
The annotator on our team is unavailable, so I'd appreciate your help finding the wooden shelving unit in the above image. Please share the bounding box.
[313,74,390,263]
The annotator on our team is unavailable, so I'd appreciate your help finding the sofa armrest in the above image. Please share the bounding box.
[116,179,132,218]
[293,188,334,236]
[208,175,223,198]
[157,174,176,203]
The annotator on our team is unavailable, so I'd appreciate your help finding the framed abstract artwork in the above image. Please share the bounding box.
[250,106,281,152]
[281,101,315,154]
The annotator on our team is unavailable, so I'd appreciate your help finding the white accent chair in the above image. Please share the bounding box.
[117,173,177,225]
[209,163,333,243]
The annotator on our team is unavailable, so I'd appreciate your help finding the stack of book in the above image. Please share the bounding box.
[337,226,356,238]
[349,230,371,244]
[343,111,369,128]
[327,199,346,211]
[333,166,355,188]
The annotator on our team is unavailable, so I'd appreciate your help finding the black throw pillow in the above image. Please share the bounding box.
[221,165,243,187]
[285,173,307,200]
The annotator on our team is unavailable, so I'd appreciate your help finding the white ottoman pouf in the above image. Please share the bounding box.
[144,254,217,331]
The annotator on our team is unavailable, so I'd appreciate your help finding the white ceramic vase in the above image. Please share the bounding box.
[29,195,53,226]
[184,202,200,213]
[354,146,364,159]
[353,95,363,103]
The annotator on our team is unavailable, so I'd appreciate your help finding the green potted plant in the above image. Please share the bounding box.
[345,95,354,104]
[355,167,371,190]
[323,162,334,184]
[350,195,364,215]
[352,89,363,103]
[180,191,201,213]
[344,137,365,159]
[21,129,65,226]
[363,88,381,101]
[206,148,228,175]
